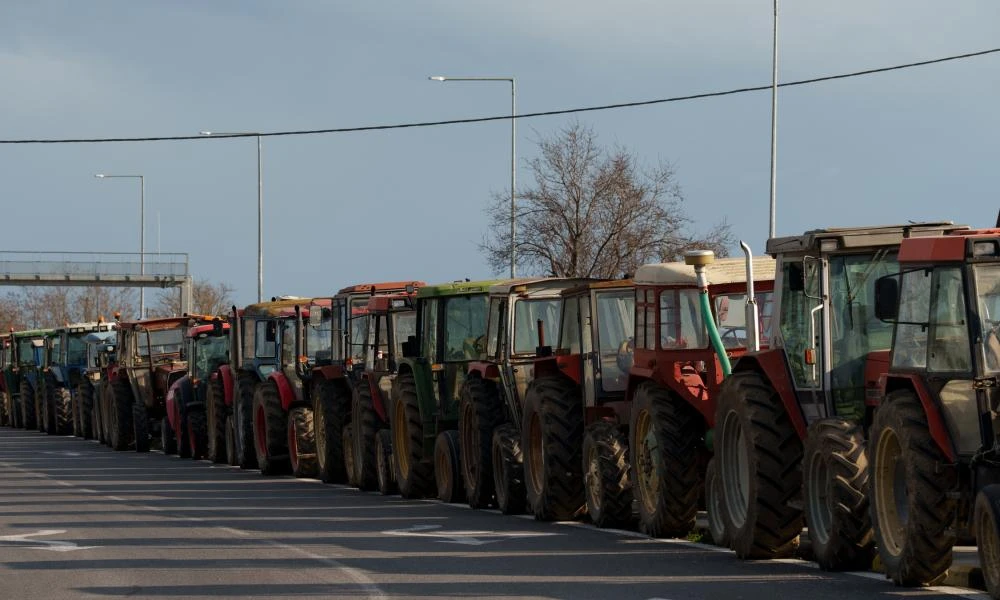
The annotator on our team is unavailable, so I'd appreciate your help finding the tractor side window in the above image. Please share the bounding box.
[659,289,705,350]
[281,320,295,366]
[780,258,822,388]
[892,269,932,370]
[307,306,332,364]
[596,290,634,392]
[486,297,503,359]
[512,298,560,355]
[928,267,971,372]
[67,335,87,366]
[444,294,488,361]
[49,336,62,366]
[255,321,275,359]
[242,319,256,364]
[715,294,747,348]
[422,298,440,362]
[975,264,1000,373]
[348,299,369,365]
[559,297,582,355]
[392,311,416,367]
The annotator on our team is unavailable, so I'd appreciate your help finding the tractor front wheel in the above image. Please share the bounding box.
[187,410,208,460]
[975,484,1000,599]
[870,389,955,586]
[314,378,347,484]
[161,416,178,455]
[205,376,228,463]
[133,400,150,452]
[459,377,501,508]
[376,428,397,496]
[224,414,237,466]
[52,387,72,435]
[492,423,526,515]
[804,418,874,571]
[288,406,318,478]
[392,372,434,499]
[78,382,94,440]
[234,373,259,470]
[352,385,381,491]
[342,424,358,488]
[19,380,36,430]
[583,421,632,529]
[435,430,465,504]
[109,379,133,451]
[253,382,289,475]
[522,376,585,521]
[715,371,802,559]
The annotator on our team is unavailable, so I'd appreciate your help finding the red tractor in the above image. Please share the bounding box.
[713,222,966,567]
[870,227,1000,596]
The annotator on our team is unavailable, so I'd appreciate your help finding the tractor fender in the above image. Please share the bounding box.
[731,349,807,440]
[267,371,296,413]
[395,360,437,426]
[364,374,388,423]
[864,350,891,407]
[467,360,500,381]
[166,376,193,434]
[215,365,235,407]
[883,373,957,463]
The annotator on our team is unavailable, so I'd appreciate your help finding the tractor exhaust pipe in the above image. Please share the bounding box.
[740,241,761,352]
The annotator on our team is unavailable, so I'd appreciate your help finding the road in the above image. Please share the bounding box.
[0,427,988,600]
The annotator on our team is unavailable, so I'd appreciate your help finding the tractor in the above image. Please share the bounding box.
[162,318,229,459]
[7,328,53,431]
[461,277,592,516]
[346,291,418,494]
[39,321,115,437]
[107,315,211,452]
[0,337,12,426]
[304,281,424,486]
[713,222,967,567]
[869,227,1000,597]
[390,279,501,500]
[81,330,116,443]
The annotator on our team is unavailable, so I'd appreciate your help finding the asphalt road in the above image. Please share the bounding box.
[0,427,989,600]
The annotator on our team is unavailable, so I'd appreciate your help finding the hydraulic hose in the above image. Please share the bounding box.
[701,289,732,377]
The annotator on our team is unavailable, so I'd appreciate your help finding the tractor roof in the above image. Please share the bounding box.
[242,298,312,318]
[561,279,633,297]
[490,277,598,298]
[337,281,425,295]
[418,279,505,298]
[635,257,776,287]
[9,328,54,339]
[367,293,416,313]
[54,321,116,335]
[119,315,217,331]
[188,320,229,338]
[765,222,967,255]
[82,331,116,344]
[898,228,1000,263]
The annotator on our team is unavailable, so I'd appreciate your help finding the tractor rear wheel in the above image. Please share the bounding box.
[352,385,381,491]
[0,391,8,426]
[804,418,874,571]
[35,383,46,433]
[870,389,955,586]
[206,376,228,463]
[234,373,259,469]
[492,424,526,515]
[459,377,501,508]
[342,424,358,488]
[376,428,397,496]
[705,458,730,548]
[52,387,72,435]
[522,376,585,521]
[583,421,632,529]
[975,485,1000,599]
[70,386,81,437]
[109,379,133,451]
[253,381,289,475]
[288,406,318,478]
[188,410,208,460]
[392,372,434,499]
[716,371,803,559]
[435,430,465,504]
[630,381,702,537]
[133,400,150,452]
[314,378,347,484]
[19,380,36,430]
[224,414,237,466]
[78,382,94,440]
[10,391,21,428]
[161,416,178,455]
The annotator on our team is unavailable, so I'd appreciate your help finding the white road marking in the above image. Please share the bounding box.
[0,529,97,552]
[383,523,560,546]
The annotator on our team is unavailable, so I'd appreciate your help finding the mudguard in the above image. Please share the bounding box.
[396,358,437,428]
[166,376,193,434]
[365,375,387,423]
[884,373,957,463]
[267,371,296,413]
[731,348,808,440]
[215,364,235,407]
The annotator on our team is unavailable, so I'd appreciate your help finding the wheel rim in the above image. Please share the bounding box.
[394,400,409,479]
[586,442,602,516]
[874,425,906,557]
[634,408,659,515]
[979,498,1000,591]
[721,410,750,527]
[460,401,478,485]
[255,403,267,457]
[806,450,833,546]
[528,412,544,495]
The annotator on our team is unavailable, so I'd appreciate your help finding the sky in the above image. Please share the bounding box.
[1,1,997,307]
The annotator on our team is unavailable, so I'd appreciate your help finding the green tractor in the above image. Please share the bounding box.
[390,279,501,499]
[6,328,53,431]
[0,336,12,426]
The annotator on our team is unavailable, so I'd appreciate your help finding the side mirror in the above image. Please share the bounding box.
[875,276,900,321]
[788,262,805,292]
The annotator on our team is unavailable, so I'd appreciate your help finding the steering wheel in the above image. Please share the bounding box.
[719,327,746,346]
[616,337,635,373]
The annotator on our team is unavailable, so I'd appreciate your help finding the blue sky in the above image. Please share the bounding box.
[1,1,997,306]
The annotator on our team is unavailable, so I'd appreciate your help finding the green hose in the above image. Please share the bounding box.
[701,290,731,376]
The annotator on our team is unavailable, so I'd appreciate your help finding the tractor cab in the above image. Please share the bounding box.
[9,328,54,431]
[184,319,229,389]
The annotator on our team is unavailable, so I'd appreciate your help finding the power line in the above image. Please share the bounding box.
[2,46,997,145]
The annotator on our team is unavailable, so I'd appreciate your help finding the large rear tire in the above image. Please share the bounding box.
[352,384,381,490]
[224,414,238,466]
[51,386,73,435]
[343,424,358,488]
[522,376,585,521]
[804,418,875,571]
[133,400,150,453]
[234,373,259,469]
[109,379,134,451]
[583,421,632,529]
[78,382,94,440]
[314,378,348,484]
[376,428,397,496]
[492,423,526,515]
[288,406,318,478]
[459,377,501,508]
[630,381,702,537]
[187,410,208,460]
[161,416,178,455]
[715,371,803,559]
[19,379,36,430]
[870,389,955,586]
[253,381,289,475]
[205,376,228,463]
[975,485,1000,599]
[435,430,465,504]
[392,372,434,498]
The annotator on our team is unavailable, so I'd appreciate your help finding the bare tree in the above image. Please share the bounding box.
[482,122,734,278]
[2,286,137,329]
[151,280,235,318]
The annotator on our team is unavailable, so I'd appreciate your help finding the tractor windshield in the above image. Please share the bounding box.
[307,307,333,364]
[713,291,774,349]
[138,328,184,359]
[975,264,1000,373]
[66,334,88,366]
[659,289,706,350]
[512,298,560,356]
[444,294,488,361]
[595,289,635,392]
[17,338,40,366]
[193,335,229,379]
[392,311,417,361]
[348,298,369,364]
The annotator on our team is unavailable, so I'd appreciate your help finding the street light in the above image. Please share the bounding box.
[95,173,145,319]
[200,131,264,302]
[429,75,517,278]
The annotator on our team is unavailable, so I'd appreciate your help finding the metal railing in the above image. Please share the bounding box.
[0,251,188,279]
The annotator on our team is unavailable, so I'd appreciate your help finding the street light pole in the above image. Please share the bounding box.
[769,0,779,239]
[201,131,264,302]
[429,75,517,278]
[95,173,145,318]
